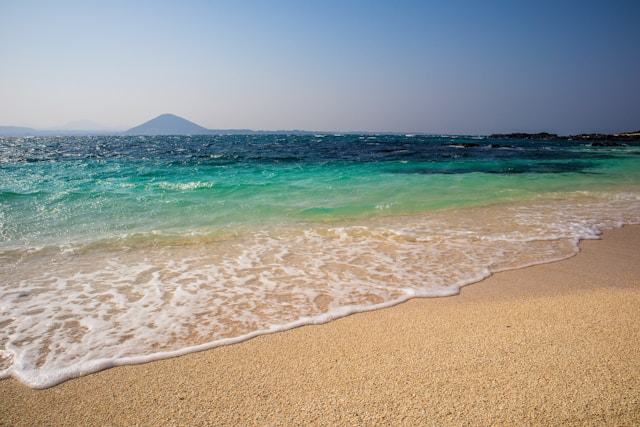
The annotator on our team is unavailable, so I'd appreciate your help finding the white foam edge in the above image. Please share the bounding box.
[2,284,461,389]
[4,221,639,389]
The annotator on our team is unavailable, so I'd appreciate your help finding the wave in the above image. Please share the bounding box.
[155,181,215,191]
[2,190,640,388]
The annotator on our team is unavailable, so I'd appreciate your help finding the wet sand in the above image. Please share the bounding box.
[1,226,639,426]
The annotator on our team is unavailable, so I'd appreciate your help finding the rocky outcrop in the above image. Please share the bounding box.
[489,131,640,142]
[489,132,560,140]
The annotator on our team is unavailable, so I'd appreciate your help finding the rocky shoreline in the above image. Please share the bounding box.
[489,131,640,143]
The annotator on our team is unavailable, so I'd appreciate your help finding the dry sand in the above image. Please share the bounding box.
[2,226,639,426]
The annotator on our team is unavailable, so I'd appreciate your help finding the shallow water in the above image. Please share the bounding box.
[1,134,640,388]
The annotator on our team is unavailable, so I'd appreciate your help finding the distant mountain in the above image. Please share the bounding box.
[0,115,303,136]
[0,126,38,136]
[123,114,215,135]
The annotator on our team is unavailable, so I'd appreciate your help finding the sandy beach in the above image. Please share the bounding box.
[2,225,639,426]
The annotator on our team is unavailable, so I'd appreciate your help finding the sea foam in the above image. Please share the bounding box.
[1,192,639,388]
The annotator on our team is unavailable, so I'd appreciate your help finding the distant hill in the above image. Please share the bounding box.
[123,114,215,135]
[0,126,38,136]
[0,115,295,136]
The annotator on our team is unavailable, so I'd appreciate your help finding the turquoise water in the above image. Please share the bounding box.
[1,134,640,388]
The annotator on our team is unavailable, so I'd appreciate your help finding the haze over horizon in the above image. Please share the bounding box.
[1,1,639,135]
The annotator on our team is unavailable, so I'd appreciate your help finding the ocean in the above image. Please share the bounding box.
[2,133,640,388]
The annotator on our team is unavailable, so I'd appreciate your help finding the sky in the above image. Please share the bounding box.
[1,1,639,135]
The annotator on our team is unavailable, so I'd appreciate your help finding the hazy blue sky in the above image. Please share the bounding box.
[1,1,639,134]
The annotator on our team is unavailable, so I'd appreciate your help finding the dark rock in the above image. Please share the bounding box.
[489,131,640,142]
[489,132,559,140]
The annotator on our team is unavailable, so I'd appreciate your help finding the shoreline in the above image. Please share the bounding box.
[2,225,639,425]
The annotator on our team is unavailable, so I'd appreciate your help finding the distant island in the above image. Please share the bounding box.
[0,126,39,137]
[0,114,302,136]
[489,131,640,143]
[122,113,218,135]
[1,114,639,139]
